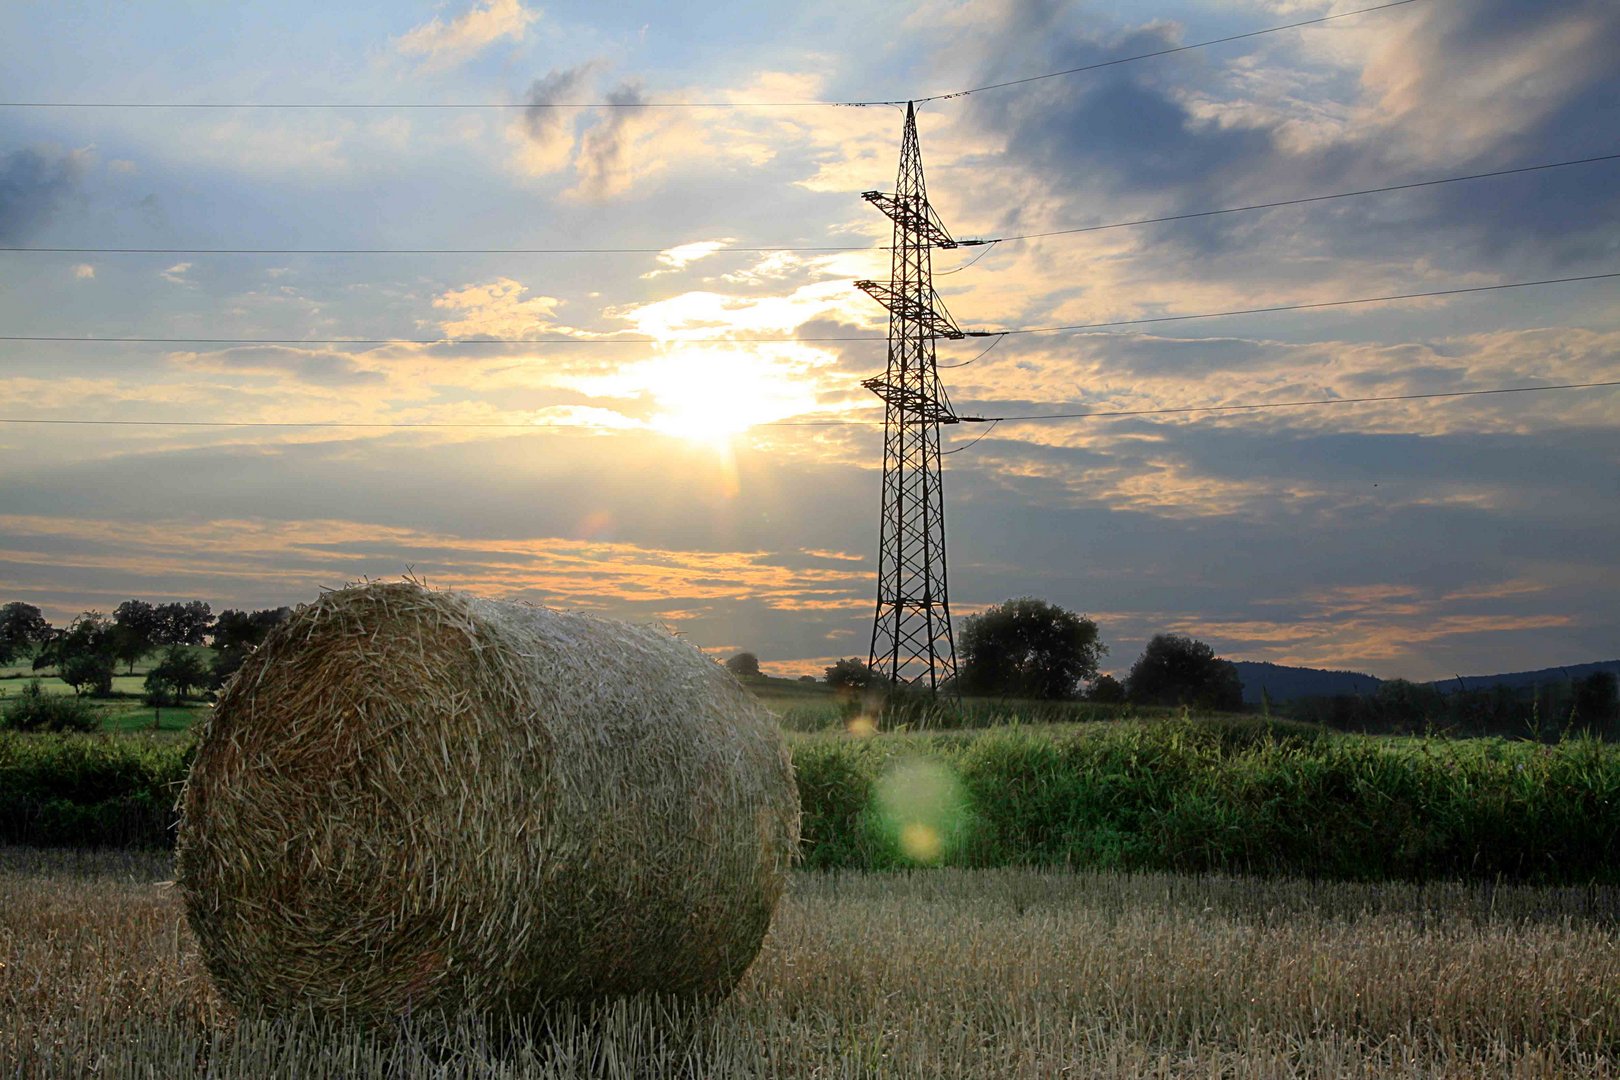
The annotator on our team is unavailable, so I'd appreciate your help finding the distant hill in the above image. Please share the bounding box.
[1231,661,1381,704]
[1230,658,1620,704]
[1429,660,1620,695]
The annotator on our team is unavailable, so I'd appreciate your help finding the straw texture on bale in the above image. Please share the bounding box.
[177,581,799,1019]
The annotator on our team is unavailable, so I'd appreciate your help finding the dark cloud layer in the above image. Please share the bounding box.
[0,146,84,244]
[961,0,1620,269]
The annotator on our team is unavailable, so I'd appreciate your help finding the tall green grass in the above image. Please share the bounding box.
[5,720,1618,883]
[793,719,1620,882]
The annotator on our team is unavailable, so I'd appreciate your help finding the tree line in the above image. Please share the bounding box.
[730,597,1246,711]
[0,600,290,704]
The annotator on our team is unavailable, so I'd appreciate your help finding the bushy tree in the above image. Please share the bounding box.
[0,602,52,665]
[825,658,875,691]
[154,600,214,646]
[1126,633,1244,711]
[35,612,118,697]
[209,606,291,689]
[112,599,162,673]
[1087,673,1127,704]
[957,597,1105,700]
[724,651,761,678]
[145,646,210,705]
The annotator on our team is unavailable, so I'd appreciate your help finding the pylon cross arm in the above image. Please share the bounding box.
[855,280,965,339]
[861,191,958,249]
[861,376,960,423]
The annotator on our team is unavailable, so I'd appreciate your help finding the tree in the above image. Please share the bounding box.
[0,602,52,665]
[154,600,214,646]
[35,612,118,697]
[209,607,291,689]
[724,651,761,678]
[1126,633,1244,711]
[825,658,875,691]
[957,597,1105,700]
[1087,673,1127,704]
[1574,671,1618,724]
[112,599,162,673]
[145,646,210,705]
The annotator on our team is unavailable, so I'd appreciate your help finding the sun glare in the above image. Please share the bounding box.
[639,349,823,447]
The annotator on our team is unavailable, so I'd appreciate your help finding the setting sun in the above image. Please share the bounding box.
[633,348,826,446]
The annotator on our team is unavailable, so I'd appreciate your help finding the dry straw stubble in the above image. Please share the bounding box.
[176,581,799,1020]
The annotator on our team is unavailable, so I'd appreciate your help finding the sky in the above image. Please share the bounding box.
[1,0,1616,682]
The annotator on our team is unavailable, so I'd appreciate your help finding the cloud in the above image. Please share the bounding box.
[395,0,538,70]
[642,238,736,279]
[170,345,388,387]
[0,146,87,243]
[516,64,597,174]
[72,263,94,280]
[432,278,570,339]
[161,262,192,284]
[570,82,653,200]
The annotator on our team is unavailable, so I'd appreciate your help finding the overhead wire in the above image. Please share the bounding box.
[912,0,1425,102]
[5,271,1615,346]
[11,148,1613,257]
[970,379,1620,423]
[0,0,1424,111]
[1,378,1613,431]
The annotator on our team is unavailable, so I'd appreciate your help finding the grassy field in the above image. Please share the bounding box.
[3,848,1616,1077]
[1,648,214,734]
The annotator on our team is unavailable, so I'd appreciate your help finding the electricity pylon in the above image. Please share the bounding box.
[857,101,966,693]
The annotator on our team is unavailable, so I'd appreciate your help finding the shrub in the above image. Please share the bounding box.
[2,680,97,733]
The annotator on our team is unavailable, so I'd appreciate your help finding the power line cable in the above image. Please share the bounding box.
[5,271,1615,346]
[936,333,1007,369]
[0,0,1424,111]
[980,272,1620,338]
[14,142,1607,258]
[971,379,1620,423]
[1,379,1614,431]
[958,151,1620,246]
[914,0,1424,103]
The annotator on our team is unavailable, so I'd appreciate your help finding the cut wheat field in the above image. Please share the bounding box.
[3,849,1618,1078]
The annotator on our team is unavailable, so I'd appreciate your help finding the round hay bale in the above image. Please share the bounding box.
[177,581,799,1018]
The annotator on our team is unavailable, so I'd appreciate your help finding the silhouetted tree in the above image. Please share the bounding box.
[35,612,118,696]
[209,607,291,689]
[825,658,875,691]
[154,601,213,646]
[957,597,1104,700]
[1126,633,1243,711]
[1376,678,1448,726]
[112,599,162,673]
[0,602,52,665]
[725,651,761,678]
[1087,673,1127,704]
[145,646,210,705]
[1574,671,1618,724]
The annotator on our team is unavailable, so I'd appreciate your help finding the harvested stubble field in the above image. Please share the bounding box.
[4,848,1618,1078]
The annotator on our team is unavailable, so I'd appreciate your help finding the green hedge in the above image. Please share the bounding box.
[0,733,191,848]
[5,722,1619,883]
[794,721,1620,882]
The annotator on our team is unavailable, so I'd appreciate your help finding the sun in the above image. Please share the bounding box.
[639,349,823,447]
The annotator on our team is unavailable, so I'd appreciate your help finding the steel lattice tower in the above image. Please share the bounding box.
[857,101,966,692]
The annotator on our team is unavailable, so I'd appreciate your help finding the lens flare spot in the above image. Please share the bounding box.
[899,822,943,863]
[873,757,969,866]
[846,714,878,737]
